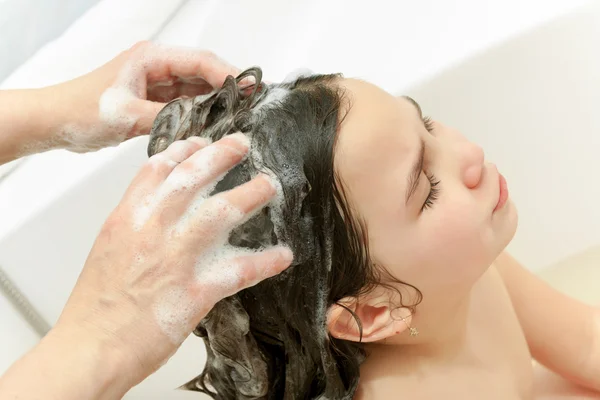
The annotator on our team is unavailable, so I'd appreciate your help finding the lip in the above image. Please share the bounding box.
[494,172,509,212]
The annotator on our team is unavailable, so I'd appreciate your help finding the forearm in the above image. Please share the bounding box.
[0,88,64,165]
[496,252,600,391]
[0,326,134,400]
[530,299,600,391]
[585,310,600,390]
[568,308,600,391]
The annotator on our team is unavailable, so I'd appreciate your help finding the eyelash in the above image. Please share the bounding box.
[420,115,439,211]
[423,116,435,133]
[422,173,440,211]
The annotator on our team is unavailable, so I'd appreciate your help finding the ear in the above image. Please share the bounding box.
[327,295,413,343]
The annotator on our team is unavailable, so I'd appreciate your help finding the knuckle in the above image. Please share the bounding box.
[195,197,227,224]
[157,204,180,226]
[171,158,196,176]
[145,154,178,175]
[164,140,193,158]
[100,212,127,239]
[207,195,244,225]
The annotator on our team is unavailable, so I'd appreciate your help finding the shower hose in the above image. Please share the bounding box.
[0,265,51,337]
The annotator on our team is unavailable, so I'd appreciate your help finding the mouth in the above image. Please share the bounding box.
[494,172,509,212]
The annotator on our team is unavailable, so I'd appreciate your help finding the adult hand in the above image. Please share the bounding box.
[51,41,240,152]
[61,132,293,380]
[0,134,293,399]
[0,41,240,165]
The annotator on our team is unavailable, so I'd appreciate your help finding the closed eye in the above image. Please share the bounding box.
[423,116,435,133]
[422,173,440,211]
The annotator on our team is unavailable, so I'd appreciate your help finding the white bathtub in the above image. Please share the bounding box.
[0,0,598,398]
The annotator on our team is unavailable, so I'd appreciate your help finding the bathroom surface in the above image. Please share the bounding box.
[538,245,600,306]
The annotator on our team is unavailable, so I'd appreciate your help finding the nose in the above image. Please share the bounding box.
[457,141,485,188]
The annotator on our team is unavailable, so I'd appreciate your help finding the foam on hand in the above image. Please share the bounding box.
[133,138,232,232]
[138,130,289,343]
[50,41,234,154]
[98,86,137,134]
[152,197,285,345]
[55,66,141,154]
[153,286,199,345]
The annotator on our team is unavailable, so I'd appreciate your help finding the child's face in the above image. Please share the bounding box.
[335,79,518,297]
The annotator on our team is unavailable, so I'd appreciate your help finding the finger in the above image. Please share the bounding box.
[130,100,167,136]
[135,82,213,137]
[152,136,211,167]
[219,173,277,217]
[147,80,214,102]
[130,96,204,139]
[124,137,209,201]
[177,174,276,244]
[198,246,294,302]
[129,97,190,145]
[141,43,241,89]
[154,134,250,228]
[165,133,249,193]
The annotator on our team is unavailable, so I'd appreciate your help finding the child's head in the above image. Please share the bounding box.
[148,67,518,399]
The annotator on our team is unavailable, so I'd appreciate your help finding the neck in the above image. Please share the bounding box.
[368,287,473,362]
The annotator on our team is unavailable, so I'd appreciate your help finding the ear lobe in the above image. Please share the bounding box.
[327,298,412,343]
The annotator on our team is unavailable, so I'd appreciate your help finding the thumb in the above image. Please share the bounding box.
[129,100,167,138]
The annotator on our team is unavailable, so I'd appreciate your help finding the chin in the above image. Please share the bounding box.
[496,200,519,251]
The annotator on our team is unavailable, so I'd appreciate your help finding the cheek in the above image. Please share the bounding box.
[413,199,495,284]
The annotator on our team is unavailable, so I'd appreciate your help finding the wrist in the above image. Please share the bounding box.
[41,324,135,399]
[0,87,66,164]
[35,85,72,148]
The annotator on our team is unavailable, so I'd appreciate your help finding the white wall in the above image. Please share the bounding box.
[0,0,101,82]
[1,0,597,397]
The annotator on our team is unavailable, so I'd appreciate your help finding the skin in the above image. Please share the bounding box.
[0,41,239,164]
[327,79,600,399]
[0,42,292,400]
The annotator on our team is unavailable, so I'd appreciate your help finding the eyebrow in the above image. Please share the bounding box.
[405,138,425,205]
[400,95,427,206]
[402,95,424,118]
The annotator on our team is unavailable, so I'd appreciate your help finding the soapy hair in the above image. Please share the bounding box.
[147,67,421,399]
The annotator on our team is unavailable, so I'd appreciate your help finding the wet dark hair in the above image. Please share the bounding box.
[147,67,421,399]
